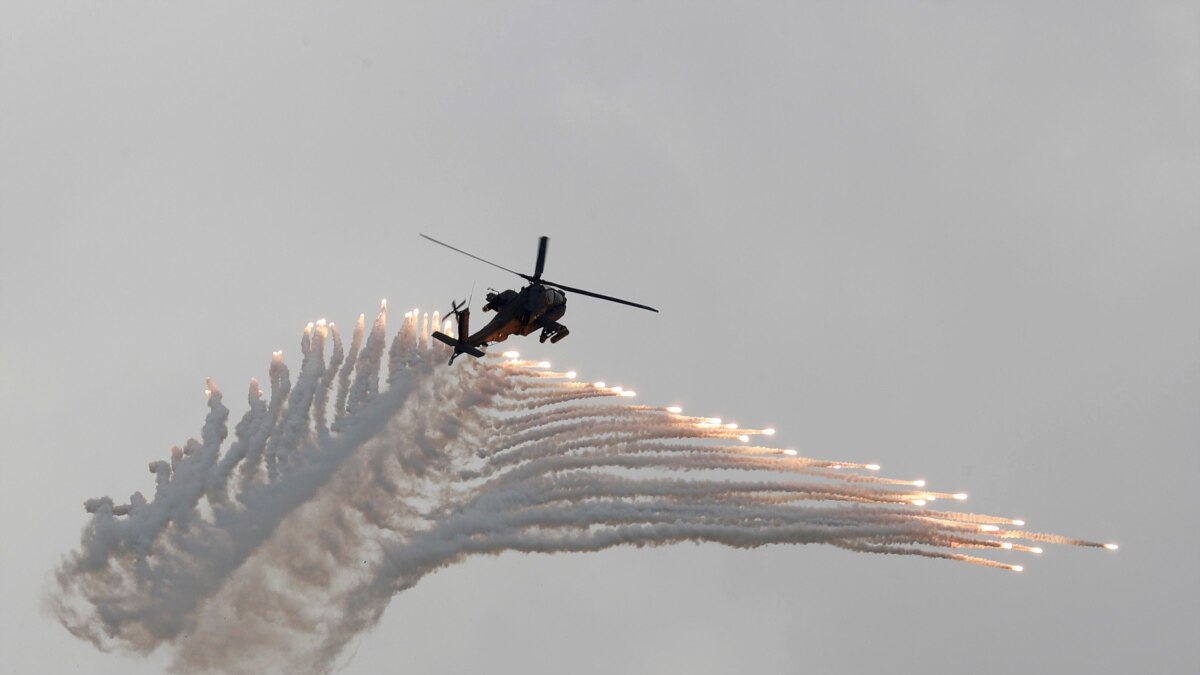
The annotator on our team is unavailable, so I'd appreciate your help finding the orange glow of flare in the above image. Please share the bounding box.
[1011,565,1024,573]
[737,435,750,442]
[1104,543,1119,551]
[912,479,926,487]
[666,406,683,414]
[594,381,606,388]
[1012,519,1025,527]
[610,386,623,393]
[980,525,1000,532]
[536,361,551,368]
[565,371,577,379]
[503,351,520,359]
[725,423,738,429]
[912,499,927,506]
[782,449,798,456]
[621,391,637,397]
[865,464,881,471]
[762,428,776,435]
[953,493,969,501]
[1000,542,1013,550]
[1031,547,1043,554]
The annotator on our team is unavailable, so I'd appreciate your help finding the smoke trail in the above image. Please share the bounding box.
[49,306,1114,674]
[312,320,343,441]
[333,313,364,430]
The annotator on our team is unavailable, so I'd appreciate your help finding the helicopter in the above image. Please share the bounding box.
[420,233,658,364]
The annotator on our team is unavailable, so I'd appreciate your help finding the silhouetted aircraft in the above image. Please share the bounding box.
[420,233,658,364]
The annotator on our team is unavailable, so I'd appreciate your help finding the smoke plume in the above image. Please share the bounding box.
[49,303,1114,674]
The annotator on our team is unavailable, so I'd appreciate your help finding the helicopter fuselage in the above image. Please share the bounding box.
[466,283,569,348]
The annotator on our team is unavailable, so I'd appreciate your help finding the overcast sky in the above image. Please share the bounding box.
[2,2,1197,673]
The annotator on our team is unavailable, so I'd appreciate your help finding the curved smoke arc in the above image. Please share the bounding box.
[49,302,1115,674]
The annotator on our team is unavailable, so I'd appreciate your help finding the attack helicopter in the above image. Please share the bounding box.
[420,233,658,364]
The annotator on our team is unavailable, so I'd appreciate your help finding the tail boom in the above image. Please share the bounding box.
[433,304,485,363]
[432,331,485,360]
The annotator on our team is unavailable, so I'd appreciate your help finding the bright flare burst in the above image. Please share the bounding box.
[50,302,1116,675]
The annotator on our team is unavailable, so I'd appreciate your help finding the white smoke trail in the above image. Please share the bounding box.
[312,320,342,441]
[49,305,1115,674]
[333,314,364,429]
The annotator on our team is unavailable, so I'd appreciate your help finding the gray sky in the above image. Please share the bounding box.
[2,2,1197,673]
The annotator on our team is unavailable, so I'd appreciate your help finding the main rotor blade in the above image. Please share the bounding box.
[421,233,658,312]
[533,236,548,280]
[541,279,659,313]
[419,234,526,279]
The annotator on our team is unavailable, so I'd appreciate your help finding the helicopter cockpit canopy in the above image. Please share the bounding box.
[544,288,566,306]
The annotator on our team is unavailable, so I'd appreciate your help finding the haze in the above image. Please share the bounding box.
[1,3,1196,674]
